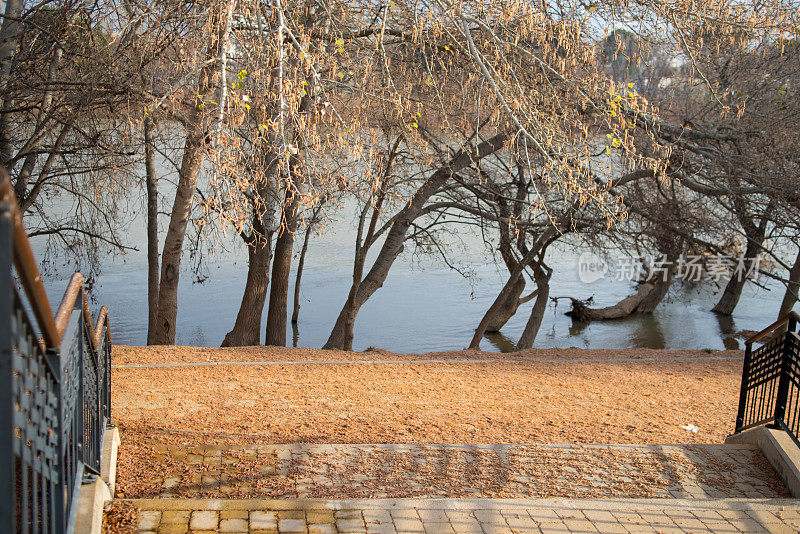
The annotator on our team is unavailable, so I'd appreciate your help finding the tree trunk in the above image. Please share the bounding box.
[569,282,655,321]
[468,233,555,349]
[469,265,529,349]
[636,274,673,313]
[224,141,279,346]
[322,142,398,351]
[222,237,273,346]
[323,131,510,350]
[568,275,673,321]
[779,247,800,319]
[516,267,551,350]
[481,170,532,334]
[485,276,526,332]
[291,225,310,324]
[712,230,765,316]
[292,201,323,324]
[0,0,22,166]
[152,132,205,344]
[328,207,374,352]
[144,116,160,345]
[568,251,677,321]
[264,186,301,346]
[151,11,223,344]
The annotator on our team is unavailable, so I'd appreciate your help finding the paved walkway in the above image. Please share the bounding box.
[130,496,800,533]
[113,356,740,370]
[123,443,787,501]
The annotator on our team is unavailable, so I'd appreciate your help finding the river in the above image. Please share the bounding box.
[33,189,788,353]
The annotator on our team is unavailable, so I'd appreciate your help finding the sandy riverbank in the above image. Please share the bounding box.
[111,345,743,445]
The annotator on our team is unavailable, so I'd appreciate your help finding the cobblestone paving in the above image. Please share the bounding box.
[121,444,788,500]
[129,497,800,533]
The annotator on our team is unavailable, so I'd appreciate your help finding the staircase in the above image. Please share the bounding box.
[1,170,114,534]
[122,443,786,501]
[115,313,800,533]
[118,441,800,533]
[127,496,800,534]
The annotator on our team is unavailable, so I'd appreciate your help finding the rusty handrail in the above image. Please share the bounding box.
[53,272,102,351]
[93,306,110,348]
[746,310,800,346]
[54,272,83,340]
[1,168,109,350]
[0,168,61,347]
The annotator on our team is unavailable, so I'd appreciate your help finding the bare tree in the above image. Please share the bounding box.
[292,196,327,324]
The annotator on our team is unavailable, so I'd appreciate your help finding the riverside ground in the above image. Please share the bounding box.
[111,346,753,499]
[111,345,744,447]
[106,345,800,533]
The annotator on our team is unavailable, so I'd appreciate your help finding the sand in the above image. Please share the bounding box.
[111,345,743,445]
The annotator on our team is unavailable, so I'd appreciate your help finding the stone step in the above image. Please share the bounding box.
[124,496,800,533]
[117,443,789,501]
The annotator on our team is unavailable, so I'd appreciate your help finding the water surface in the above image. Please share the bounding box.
[33,198,788,352]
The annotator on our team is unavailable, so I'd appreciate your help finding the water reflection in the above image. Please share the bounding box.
[629,314,667,349]
[715,313,741,350]
[292,322,300,348]
[484,331,517,352]
[567,319,589,337]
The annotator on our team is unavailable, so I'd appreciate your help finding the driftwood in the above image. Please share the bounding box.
[566,277,671,321]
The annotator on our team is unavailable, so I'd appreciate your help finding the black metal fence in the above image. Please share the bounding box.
[0,194,112,533]
[735,311,800,447]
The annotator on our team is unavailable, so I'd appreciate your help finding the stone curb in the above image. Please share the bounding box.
[727,426,800,498]
[119,497,800,512]
[74,427,120,534]
[101,426,121,493]
[74,480,112,534]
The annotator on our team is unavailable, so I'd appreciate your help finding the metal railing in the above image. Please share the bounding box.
[0,169,112,534]
[734,311,800,447]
